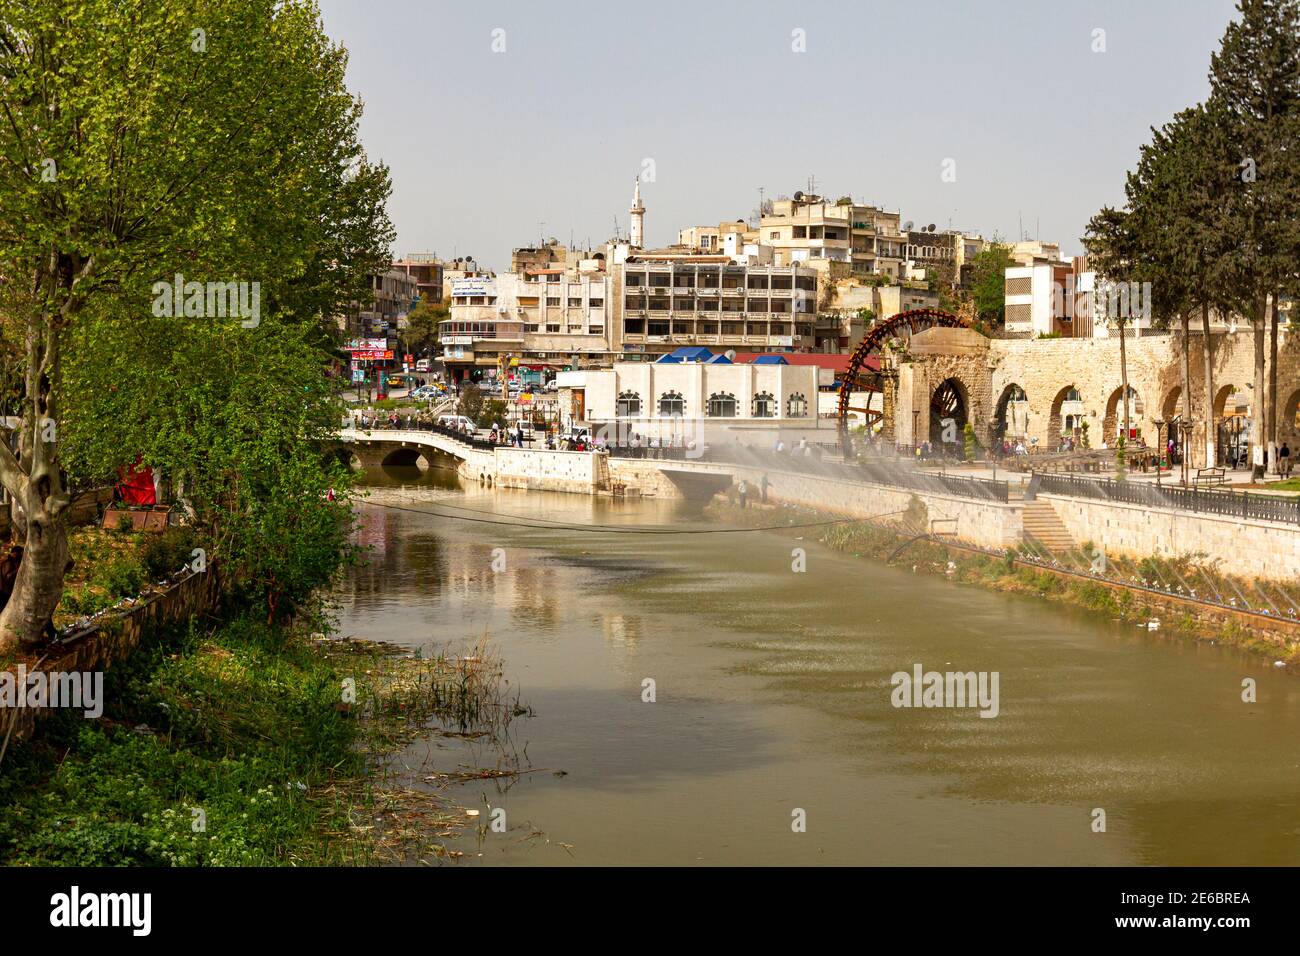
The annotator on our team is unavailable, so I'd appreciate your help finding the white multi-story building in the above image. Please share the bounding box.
[619,257,819,360]
[441,265,615,382]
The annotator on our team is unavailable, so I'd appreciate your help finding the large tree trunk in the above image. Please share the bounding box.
[1268,291,1279,473]
[0,500,71,647]
[1119,320,1130,445]
[1180,310,1193,484]
[1201,301,1216,468]
[0,255,91,655]
[1252,297,1267,479]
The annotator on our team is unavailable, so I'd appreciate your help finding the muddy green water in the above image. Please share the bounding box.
[335,463,1300,866]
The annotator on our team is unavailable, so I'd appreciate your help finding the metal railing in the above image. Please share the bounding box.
[1035,472,1300,526]
[608,445,1009,502]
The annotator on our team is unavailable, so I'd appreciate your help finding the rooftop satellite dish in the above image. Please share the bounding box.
[724,350,736,361]
[927,224,936,232]
[903,220,914,232]
[794,190,804,200]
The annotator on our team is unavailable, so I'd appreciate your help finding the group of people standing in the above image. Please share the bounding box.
[489,425,526,447]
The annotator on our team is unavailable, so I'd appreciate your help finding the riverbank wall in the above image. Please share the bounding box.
[0,565,222,744]
[357,428,1300,583]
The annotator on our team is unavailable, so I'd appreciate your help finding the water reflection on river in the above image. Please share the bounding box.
[334,462,1300,866]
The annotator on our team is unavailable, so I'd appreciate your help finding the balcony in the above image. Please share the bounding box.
[721,287,745,296]
[672,286,693,294]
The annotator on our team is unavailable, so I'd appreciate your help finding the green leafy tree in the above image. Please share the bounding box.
[1082,209,1140,443]
[403,299,448,358]
[1208,0,1300,476]
[969,241,1015,326]
[0,0,392,650]
[962,422,976,462]
[457,382,484,422]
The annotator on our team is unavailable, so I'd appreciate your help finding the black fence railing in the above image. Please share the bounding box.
[1036,473,1300,526]
[352,421,503,452]
[608,445,1009,503]
[857,459,1010,503]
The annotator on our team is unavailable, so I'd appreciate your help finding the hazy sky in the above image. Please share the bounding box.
[317,0,1241,270]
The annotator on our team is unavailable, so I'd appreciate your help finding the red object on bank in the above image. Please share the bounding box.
[117,459,156,506]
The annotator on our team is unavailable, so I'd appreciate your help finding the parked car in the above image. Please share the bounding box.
[415,359,431,372]
[411,385,440,400]
[437,414,476,432]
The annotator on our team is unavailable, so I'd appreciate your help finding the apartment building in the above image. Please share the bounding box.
[392,254,445,305]
[619,256,818,360]
[338,267,419,338]
[440,263,615,382]
[816,282,942,351]
[677,221,755,253]
[759,194,908,279]
[1004,255,1243,339]
[905,229,987,288]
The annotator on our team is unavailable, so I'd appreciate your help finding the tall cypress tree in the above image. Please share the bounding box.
[1208,0,1300,476]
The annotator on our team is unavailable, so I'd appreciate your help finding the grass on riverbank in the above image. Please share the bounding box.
[0,615,523,866]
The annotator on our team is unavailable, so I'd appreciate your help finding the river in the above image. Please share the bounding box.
[334,461,1300,866]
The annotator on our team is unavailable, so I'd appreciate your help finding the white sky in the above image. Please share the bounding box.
[318,0,1241,270]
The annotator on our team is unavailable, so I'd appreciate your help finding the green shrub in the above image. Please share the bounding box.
[141,527,201,580]
[92,555,146,601]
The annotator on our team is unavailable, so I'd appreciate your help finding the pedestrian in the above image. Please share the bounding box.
[1281,442,1292,476]
[737,479,748,509]
[759,473,770,503]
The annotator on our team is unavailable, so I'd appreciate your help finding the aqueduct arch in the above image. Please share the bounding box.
[1103,385,1144,446]
[929,377,970,452]
[992,383,1030,446]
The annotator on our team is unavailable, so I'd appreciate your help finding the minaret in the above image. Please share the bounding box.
[629,179,645,249]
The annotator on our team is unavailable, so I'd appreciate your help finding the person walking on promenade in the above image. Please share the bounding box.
[1281,442,1292,476]
[759,474,770,503]
[737,479,748,509]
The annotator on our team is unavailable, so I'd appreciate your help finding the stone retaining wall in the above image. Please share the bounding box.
[0,566,222,744]
[1042,493,1300,580]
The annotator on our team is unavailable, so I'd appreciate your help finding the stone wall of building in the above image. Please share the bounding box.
[896,327,1300,466]
[1041,493,1300,581]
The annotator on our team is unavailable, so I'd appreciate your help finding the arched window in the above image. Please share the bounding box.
[658,390,685,417]
[752,391,776,418]
[786,392,808,418]
[1065,387,1081,402]
[707,392,737,417]
[616,390,641,417]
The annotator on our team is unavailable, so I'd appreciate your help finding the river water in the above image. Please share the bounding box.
[334,462,1300,866]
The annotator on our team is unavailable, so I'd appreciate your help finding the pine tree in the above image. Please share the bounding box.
[1208,0,1300,476]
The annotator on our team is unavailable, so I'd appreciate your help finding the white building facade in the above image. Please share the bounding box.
[557,360,827,443]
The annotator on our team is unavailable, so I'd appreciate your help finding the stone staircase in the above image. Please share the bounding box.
[1021,499,1076,553]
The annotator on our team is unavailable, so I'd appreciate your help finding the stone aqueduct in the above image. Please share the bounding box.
[889,326,1300,465]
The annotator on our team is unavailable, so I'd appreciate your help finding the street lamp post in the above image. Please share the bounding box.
[1152,418,1165,484]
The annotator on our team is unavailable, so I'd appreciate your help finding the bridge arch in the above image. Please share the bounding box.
[381,447,429,469]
